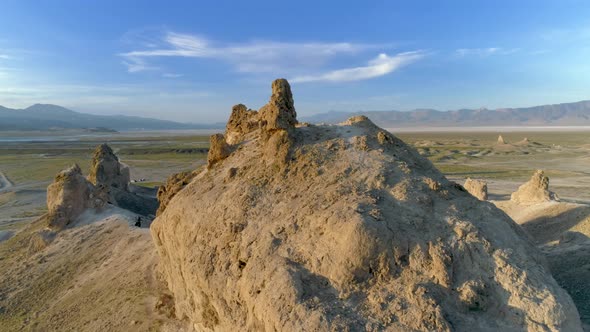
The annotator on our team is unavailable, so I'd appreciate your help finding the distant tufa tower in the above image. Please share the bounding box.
[497,135,506,144]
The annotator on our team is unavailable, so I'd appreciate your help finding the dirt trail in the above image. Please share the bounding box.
[0,170,14,192]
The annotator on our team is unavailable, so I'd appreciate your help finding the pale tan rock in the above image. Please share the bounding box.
[511,170,558,204]
[497,135,506,144]
[46,164,94,230]
[463,178,488,200]
[151,82,582,331]
[88,143,130,191]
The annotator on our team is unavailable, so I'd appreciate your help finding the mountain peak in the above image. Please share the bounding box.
[24,104,76,114]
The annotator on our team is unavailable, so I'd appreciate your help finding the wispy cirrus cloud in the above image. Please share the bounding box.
[119,31,428,83]
[291,52,425,83]
[455,47,519,57]
[122,56,159,73]
[119,31,387,74]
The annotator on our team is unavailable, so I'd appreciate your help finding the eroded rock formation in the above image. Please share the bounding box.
[46,164,95,230]
[258,78,297,131]
[46,144,157,230]
[87,144,157,216]
[511,170,558,204]
[88,143,130,191]
[463,178,488,200]
[151,79,582,331]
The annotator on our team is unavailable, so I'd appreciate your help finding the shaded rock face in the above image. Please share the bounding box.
[110,187,159,217]
[152,80,581,331]
[463,178,488,200]
[511,170,558,204]
[88,143,130,191]
[46,164,95,230]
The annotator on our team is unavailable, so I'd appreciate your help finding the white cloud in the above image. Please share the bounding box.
[121,56,158,73]
[0,54,11,60]
[291,52,425,83]
[455,47,519,57]
[120,31,381,74]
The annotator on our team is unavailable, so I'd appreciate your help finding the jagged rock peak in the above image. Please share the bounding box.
[511,169,558,204]
[209,79,298,167]
[93,143,118,161]
[57,163,83,178]
[88,143,130,190]
[497,135,506,144]
[259,78,297,131]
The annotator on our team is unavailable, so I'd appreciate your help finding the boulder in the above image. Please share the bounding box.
[151,80,581,331]
[463,178,488,200]
[511,170,558,204]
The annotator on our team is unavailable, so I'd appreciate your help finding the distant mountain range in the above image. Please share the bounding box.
[3,100,590,131]
[302,100,590,127]
[0,104,223,131]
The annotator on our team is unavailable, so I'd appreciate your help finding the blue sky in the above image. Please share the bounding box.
[1,0,589,123]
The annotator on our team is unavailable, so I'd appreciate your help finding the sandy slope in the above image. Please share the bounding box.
[494,200,590,329]
[0,206,190,331]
